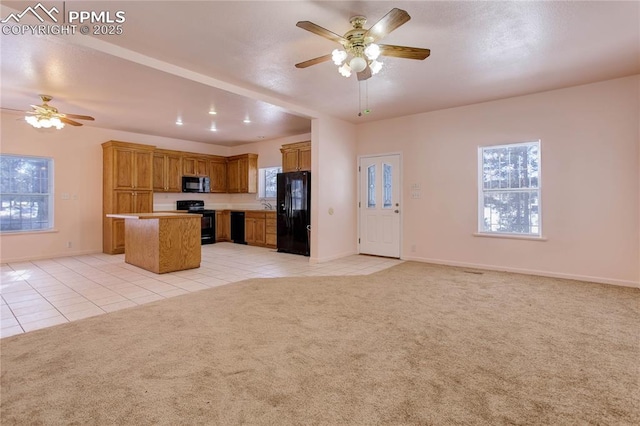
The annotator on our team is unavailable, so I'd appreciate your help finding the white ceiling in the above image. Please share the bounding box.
[1,1,639,147]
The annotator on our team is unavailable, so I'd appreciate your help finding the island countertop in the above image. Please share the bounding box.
[107,212,200,219]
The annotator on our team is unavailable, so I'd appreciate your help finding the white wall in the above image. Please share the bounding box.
[311,116,358,263]
[357,76,640,286]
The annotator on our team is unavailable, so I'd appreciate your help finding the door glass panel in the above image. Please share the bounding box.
[383,163,392,209]
[367,165,376,208]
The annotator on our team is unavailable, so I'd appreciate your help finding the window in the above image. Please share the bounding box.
[478,141,540,236]
[0,155,54,232]
[257,166,282,199]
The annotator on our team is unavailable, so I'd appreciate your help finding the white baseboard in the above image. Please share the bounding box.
[310,250,358,264]
[401,255,639,289]
[0,249,104,264]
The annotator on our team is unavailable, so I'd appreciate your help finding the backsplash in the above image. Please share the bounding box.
[153,192,273,211]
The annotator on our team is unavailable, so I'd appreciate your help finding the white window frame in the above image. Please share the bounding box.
[0,154,54,233]
[477,141,542,239]
[257,166,282,200]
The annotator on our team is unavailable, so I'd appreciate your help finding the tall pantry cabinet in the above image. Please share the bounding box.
[102,141,155,254]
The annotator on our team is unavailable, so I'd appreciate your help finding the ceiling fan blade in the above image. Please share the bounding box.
[62,113,95,121]
[378,44,431,60]
[365,8,410,42]
[295,54,332,69]
[357,67,372,81]
[60,117,83,126]
[0,107,28,113]
[296,21,347,45]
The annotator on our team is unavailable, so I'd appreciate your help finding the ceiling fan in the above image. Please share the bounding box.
[2,94,95,129]
[295,8,430,80]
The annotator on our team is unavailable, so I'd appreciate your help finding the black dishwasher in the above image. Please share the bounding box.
[230,211,246,244]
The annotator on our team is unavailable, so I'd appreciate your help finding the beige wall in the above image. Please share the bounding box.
[311,116,358,263]
[357,76,640,286]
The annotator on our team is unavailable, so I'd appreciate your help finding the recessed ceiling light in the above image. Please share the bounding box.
[176,118,183,126]
[243,118,251,124]
[209,110,217,115]
[210,126,217,132]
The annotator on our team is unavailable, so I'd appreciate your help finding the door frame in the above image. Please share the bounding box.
[357,152,403,258]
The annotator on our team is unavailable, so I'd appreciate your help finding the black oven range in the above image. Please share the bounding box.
[176,200,215,245]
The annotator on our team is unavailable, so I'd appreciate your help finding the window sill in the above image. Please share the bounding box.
[1,229,59,236]
[473,232,547,242]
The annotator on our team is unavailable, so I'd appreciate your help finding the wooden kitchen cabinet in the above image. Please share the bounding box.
[265,211,276,248]
[153,149,182,192]
[227,154,258,193]
[103,140,156,254]
[106,190,153,254]
[245,211,266,246]
[281,141,311,172]
[208,156,228,193]
[107,142,154,190]
[115,191,153,214]
[183,156,209,176]
[215,210,230,242]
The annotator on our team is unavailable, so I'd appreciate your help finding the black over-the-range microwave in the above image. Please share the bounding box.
[182,176,210,193]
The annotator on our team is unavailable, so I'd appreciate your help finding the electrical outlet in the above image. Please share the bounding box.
[411,191,421,199]
[66,241,72,248]
[411,244,416,253]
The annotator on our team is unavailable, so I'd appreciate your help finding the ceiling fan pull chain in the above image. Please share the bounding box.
[365,81,370,115]
[358,81,363,116]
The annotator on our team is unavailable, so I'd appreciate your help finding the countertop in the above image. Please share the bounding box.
[107,213,200,219]
[153,209,276,213]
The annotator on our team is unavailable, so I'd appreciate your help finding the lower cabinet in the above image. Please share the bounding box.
[112,219,126,253]
[215,210,230,242]
[214,210,274,248]
[265,212,276,248]
[245,211,266,246]
[104,190,153,254]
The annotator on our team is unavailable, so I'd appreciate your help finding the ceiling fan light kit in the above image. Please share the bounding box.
[295,8,430,82]
[16,94,95,130]
[25,114,65,129]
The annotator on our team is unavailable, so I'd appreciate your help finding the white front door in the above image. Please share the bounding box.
[359,154,401,258]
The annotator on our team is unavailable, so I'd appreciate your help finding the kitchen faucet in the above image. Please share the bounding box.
[261,202,273,210]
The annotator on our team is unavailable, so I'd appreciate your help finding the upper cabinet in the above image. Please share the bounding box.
[104,141,154,190]
[227,154,258,193]
[102,140,155,254]
[183,156,209,176]
[208,156,227,193]
[281,141,311,172]
[153,149,182,192]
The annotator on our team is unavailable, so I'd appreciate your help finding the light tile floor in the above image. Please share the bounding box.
[1,243,402,339]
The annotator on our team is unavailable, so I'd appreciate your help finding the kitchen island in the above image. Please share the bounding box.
[106,213,201,274]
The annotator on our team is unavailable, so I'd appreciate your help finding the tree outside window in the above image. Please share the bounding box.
[479,141,540,236]
[258,166,282,199]
[0,155,54,232]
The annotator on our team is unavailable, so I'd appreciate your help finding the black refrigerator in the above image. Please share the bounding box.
[277,171,311,256]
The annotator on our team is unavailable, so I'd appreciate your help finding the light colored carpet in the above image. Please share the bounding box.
[1,262,638,425]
